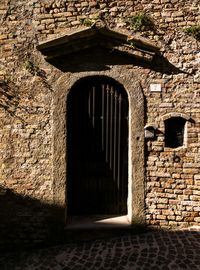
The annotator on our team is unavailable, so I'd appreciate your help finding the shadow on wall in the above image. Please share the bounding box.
[0,186,65,252]
[48,47,187,75]
[1,184,200,269]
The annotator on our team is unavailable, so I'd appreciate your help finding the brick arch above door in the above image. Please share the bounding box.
[52,67,145,225]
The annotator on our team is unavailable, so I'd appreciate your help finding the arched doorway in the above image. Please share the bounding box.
[67,76,129,215]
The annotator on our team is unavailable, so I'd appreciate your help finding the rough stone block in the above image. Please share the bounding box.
[157,215,166,220]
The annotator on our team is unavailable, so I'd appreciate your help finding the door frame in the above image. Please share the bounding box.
[52,67,145,225]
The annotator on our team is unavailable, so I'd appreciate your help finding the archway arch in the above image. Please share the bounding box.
[52,67,145,224]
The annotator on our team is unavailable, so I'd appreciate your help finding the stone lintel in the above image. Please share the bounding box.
[37,25,160,62]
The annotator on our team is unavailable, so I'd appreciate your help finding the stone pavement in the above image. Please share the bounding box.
[0,226,200,270]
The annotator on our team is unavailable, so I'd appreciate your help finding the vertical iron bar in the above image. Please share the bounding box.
[83,91,86,174]
[87,88,93,205]
[105,85,110,213]
[106,85,109,163]
[101,84,105,152]
[88,88,91,119]
[113,90,118,210]
[101,85,106,213]
[88,88,92,162]
[92,86,95,128]
[109,87,114,170]
[92,86,96,159]
[109,87,114,213]
[113,91,118,181]
[117,94,122,191]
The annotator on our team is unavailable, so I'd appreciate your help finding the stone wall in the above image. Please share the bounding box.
[0,0,200,249]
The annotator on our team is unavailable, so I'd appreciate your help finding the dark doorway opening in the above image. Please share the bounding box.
[67,76,128,215]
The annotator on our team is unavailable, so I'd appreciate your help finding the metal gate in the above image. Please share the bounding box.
[67,76,128,215]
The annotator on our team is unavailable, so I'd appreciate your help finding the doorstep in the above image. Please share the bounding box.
[65,215,132,230]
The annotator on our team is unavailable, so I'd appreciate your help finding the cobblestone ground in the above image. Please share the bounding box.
[0,227,200,270]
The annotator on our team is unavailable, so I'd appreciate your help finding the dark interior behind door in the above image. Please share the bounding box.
[67,76,128,215]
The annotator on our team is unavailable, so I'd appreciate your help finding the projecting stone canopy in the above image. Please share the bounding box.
[37,21,160,72]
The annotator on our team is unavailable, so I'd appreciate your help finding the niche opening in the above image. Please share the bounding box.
[165,117,186,148]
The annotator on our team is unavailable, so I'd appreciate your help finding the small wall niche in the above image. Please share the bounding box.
[164,117,186,148]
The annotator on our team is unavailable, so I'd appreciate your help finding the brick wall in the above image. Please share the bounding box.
[0,0,200,248]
